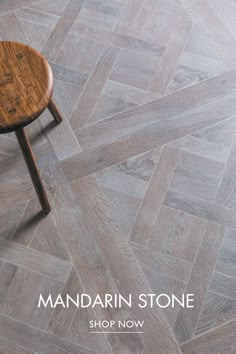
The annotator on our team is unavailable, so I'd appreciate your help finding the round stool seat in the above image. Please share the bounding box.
[0,41,53,134]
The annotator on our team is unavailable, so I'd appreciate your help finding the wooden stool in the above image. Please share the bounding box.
[0,41,63,214]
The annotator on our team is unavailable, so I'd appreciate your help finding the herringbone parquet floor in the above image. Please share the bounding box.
[1,0,236,353]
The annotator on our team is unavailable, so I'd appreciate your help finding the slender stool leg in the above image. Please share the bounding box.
[15,127,51,214]
[48,99,63,123]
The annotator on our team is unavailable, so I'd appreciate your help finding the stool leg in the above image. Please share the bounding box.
[15,127,51,214]
[48,99,63,123]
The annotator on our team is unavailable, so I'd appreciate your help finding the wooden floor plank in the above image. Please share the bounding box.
[148,205,207,263]
[70,45,120,130]
[0,268,65,330]
[0,239,72,282]
[164,189,236,228]
[149,17,192,94]
[216,138,236,208]
[131,243,191,282]
[173,221,225,343]
[115,0,144,35]
[42,164,182,353]
[71,22,164,58]
[181,319,236,354]
[0,261,17,306]
[0,338,35,354]
[196,291,236,336]
[48,266,109,354]
[0,314,99,354]
[75,72,236,152]
[181,0,236,69]
[215,228,236,278]
[41,0,84,61]
[129,147,179,246]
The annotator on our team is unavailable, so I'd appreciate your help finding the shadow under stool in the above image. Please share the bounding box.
[0,41,63,214]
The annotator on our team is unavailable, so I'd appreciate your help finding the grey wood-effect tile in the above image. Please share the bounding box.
[71,22,164,58]
[68,306,112,354]
[168,135,231,164]
[64,271,111,353]
[40,163,182,353]
[0,203,26,240]
[0,136,19,156]
[167,51,226,95]
[32,141,58,170]
[50,63,89,86]
[0,11,29,43]
[130,5,179,47]
[0,314,99,354]
[0,152,8,161]
[0,154,29,185]
[185,22,223,63]
[64,88,236,180]
[27,0,69,16]
[52,79,84,119]
[149,17,192,94]
[62,123,165,180]
[103,80,160,105]
[210,272,236,300]
[181,0,236,69]
[0,0,33,15]
[48,267,108,354]
[0,260,17,306]
[41,166,147,352]
[67,174,182,353]
[18,19,55,52]
[25,120,46,148]
[216,138,236,208]
[0,239,72,282]
[129,147,179,246]
[215,228,236,278]
[102,186,141,235]
[181,319,236,354]
[89,93,137,124]
[115,0,144,35]
[193,115,236,149]
[111,147,161,181]
[41,0,84,62]
[70,45,120,130]
[96,168,148,199]
[0,268,64,330]
[14,6,59,29]
[29,213,71,261]
[0,177,34,210]
[196,290,236,336]
[75,72,236,153]
[47,268,81,337]
[76,0,124,30]
[55,32,104,74]
[173,221,225,343]
[0,338,35,354]
[131,243,191,283]
[39,108,82,162]
[148,206,207,263]
[144,0,189,18]
[143,267,186,325]
[67,73,236,166]
[12,198,42,246]
[170,151,224,201]
[0,141,57,185]
[164,189,236,229]
[110,49,159,90]
[208,0,236,39]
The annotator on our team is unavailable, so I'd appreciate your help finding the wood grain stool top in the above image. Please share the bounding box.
[0,41,53,133]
